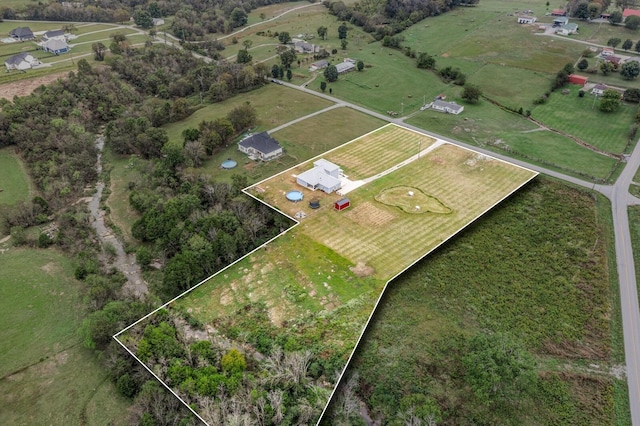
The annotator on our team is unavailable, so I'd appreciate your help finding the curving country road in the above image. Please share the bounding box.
[272,79,640,424]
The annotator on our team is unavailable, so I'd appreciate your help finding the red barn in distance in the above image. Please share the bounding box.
[568,74,588,85]
[334,198,350,211]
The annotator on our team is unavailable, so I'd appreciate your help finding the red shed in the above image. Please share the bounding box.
[568,74,587,85]
[334,198,350,211]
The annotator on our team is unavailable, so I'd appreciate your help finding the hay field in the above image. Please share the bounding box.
[251,125,537,278]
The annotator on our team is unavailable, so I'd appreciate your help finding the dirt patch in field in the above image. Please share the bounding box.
[349,261,375,277]
[0,72,68,101]
[345,202,396,227]
[41,262,61,274]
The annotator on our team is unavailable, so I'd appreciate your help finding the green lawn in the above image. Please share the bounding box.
[531,84,636,155]
[163,84,334,146]
[406,98,619,181]
[0,147,32,206]
[0,247,131,424]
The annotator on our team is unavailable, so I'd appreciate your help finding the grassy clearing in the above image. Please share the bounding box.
[406,99,619,181]
[531,84,635,155]
[104,150,143,244]
[0,345,130,425]
[271,106,386,164]
[0,248,83,377]
[164,84,333,146]
[246,0,313,25]
[340,177,618,424]
[0,147,32,206]
[629,206,640,302]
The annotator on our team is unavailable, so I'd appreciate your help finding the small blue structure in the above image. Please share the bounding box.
[286,190,304,202]
[221,159,237,169]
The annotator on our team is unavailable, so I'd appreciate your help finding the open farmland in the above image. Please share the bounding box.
[118,124,536,424]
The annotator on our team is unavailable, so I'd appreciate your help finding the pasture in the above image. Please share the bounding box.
[532,84,635,155]
[0,147,32,206]
[163,83,333,147]
[0,248,130,424]
[406,98,620,181]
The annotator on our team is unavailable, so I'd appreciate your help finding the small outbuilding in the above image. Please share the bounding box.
[591,83,608,96]
[238,132,283,161]
[551,9,567,16]
[552,16,569,27]
[517,15,537,24]
[568,74,588,85]
[431,100,464,115]
[623,8,640,20]
[334,198,350,211]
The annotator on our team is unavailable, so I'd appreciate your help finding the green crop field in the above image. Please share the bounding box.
[0,147,32,206]
[0,248,130,424]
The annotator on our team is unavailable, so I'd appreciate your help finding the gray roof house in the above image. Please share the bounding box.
[335,60,355,74]
[591,83,608,96]
[293,40,319,53]
[309,59,328,71]
[42,30,66,42]
[43,39,70,55]
[296,159,342,194]
[5,52,39,71]
[238,132,283,161]
[9,27,34,41]
[431,100,464,114]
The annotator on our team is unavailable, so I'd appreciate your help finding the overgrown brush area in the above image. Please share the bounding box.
[326,178,622,425]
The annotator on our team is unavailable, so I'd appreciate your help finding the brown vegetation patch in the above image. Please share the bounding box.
[344,202,396,227]
[41,262,61,274]
[349,261,375,277]
[0,72,68,101]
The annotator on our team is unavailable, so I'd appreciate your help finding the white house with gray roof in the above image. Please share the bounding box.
[5,52,39,71]
[296,159,342,193]
[42,30,66,42]
[238,132,283,161]
[431,100,464,114]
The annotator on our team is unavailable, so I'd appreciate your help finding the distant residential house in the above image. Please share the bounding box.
[335,59,356,74]
[557,23,578,35]
[552,16,569,27]
[296,159,342,194]
[600,13,611,19]
[238,132,283,161]
[605,55,622,66]
[568,74,588,85]
[309,59,328,71]
[623,8,640,20]
[601,47,614,56]
[152,18,165,26]
[591,83,608,96]
[42,30,66,42]
[9,27,34,41]
[294,40,319,53]
[431,100,464,115]
[5,52,39,71]
[42,39,70,55]
[517,15,537,24]
[551,9,567,16]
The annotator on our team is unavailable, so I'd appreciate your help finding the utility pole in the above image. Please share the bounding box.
[401,102,404,114]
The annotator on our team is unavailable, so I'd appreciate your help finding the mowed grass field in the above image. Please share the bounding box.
[253,125,537,278]
[0,248,130,424]
[0,147,32,206]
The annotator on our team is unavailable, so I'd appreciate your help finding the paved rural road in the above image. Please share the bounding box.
[275,80,640,425]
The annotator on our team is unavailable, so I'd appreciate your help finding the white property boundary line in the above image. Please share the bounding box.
[113,123,538,426]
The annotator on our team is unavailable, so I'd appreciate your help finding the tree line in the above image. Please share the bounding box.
[324,0,480,40]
